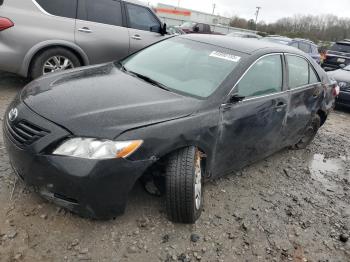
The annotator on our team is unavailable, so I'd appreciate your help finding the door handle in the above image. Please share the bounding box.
[274,102,287,112]
[131,34,142,40]
[78,27,92,33]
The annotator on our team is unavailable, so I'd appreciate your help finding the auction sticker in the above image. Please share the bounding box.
[209,51,241,62]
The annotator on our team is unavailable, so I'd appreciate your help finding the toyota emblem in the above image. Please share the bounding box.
[8,108,18,122]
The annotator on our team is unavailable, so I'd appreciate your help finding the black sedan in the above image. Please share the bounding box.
[327,65,350,108]
[3,35,336,223]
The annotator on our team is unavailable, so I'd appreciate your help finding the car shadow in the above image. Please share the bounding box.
[0,71,30,89]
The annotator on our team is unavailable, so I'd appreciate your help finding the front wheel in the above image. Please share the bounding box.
[30,48,81,79]
[293,115,321,149]
[165,147,204,223]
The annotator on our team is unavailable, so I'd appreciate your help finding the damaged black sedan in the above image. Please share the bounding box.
[4,35,336,223]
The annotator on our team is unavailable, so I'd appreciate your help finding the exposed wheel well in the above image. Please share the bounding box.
[28,45,85,77]
[317,110,327,126]
[139,146,207,195]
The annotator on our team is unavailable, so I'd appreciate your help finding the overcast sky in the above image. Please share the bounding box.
[147,0,350,23]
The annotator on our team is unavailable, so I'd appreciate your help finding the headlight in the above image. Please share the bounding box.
[52,138,143,159]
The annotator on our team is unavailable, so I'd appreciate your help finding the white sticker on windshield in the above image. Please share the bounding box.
[209,51,241,62]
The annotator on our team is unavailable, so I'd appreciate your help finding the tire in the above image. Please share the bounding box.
[293,115,321,149]
[165,147,204,223]
[30,47,81,79]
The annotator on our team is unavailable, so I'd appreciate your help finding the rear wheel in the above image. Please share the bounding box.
[293,115,321,149]
[30,48,81,79]
[165,147,204,223]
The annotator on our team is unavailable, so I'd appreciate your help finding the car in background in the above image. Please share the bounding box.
[227,31,261,39]
[0,0,167,79]
[327,64,350,107]
[167,26,186,35]
[322,40,350,71]
[179,22,222,35]
[4,35,336,223]
[262,37,321,64]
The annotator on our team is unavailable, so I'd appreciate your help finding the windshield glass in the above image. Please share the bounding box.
[120,38,244,98]
[331,43,350,53]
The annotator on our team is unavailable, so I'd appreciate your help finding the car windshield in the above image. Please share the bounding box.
[120,38,244,98]
[331,43,350,53]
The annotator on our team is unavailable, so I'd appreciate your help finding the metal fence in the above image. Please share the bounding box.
[159,16,257,35]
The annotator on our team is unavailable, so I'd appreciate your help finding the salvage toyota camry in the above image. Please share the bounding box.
[4,35,337,223]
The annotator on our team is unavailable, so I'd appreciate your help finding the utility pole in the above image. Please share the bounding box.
[212,3,216,15]
[255,6,261,30]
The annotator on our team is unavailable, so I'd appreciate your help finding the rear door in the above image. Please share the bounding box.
[284,54,323,144]
[124,2,165,53]
[75,0,130,64]
[212,54,289,176]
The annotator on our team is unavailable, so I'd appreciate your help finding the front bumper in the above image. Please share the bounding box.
[3,102,155,219]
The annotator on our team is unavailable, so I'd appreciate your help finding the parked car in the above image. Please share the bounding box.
[0,0,167,79]
[327,64,350,107]
[179,22,222,35]
[4,35,336,223]
[227,31,261,39]
[322,40,350,71]
[167,26,186,35]
[262,37,321,64]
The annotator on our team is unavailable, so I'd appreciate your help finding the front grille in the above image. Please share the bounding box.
[5,119,49,147]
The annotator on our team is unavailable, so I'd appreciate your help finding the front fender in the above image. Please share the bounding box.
[19,40,90,77]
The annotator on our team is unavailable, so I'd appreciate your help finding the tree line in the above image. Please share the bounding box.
[230,14,350,43]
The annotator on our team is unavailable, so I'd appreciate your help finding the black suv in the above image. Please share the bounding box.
[322,40,350,71]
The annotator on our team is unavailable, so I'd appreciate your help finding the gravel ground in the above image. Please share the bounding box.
[0,71,349,262]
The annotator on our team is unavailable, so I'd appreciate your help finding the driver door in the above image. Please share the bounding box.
[124,3,165,54]
[212,54,289,177]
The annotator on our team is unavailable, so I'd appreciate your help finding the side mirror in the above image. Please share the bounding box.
[160,23,167,35]
[229,94,245,103]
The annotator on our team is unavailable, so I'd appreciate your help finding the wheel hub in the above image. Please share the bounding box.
[43,56,74,75]
[194,155,202,210]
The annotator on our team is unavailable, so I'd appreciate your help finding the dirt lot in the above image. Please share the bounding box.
[0,71,349,262]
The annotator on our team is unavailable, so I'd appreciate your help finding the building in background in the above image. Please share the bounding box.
[155,3,231,26]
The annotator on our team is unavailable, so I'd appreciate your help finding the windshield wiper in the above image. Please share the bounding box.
[128,71,170,91]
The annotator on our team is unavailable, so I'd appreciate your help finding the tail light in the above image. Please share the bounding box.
[0,17,14,31]
[332,84,340,97]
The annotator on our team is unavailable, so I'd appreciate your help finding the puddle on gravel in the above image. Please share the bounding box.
[308,154,347,192]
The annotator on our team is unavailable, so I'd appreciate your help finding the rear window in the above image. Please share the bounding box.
[35,0,77,19]
[331,43,350,53]
[80,0,123,27]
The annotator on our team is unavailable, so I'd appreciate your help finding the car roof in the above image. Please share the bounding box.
[179,34,302,55]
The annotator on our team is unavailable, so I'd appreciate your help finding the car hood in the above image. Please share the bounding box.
[21,63,200,139]
[327,68,350,82]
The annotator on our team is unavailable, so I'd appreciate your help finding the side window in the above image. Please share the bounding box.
[126,4,160,32]
[80,0,123,27]
[35,0,77,19]
[237,55,283,98]
[287,56,309,88]
[309,66,320,84]
[287,55,319,88]
[299,42,311,53]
